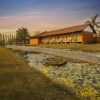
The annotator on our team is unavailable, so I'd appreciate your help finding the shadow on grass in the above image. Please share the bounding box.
[0,66,80,100]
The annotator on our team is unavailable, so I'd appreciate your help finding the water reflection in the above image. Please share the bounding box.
[27,53,54,69]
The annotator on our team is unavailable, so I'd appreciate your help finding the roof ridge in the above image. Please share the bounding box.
[47,24,88,33]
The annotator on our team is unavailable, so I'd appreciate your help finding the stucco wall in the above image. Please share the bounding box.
[82,32,93,44]
[42,33,83,44]
[30,32,94,44]
[30,37,39,44]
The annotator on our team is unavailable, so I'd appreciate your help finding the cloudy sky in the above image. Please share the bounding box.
[0,0,100,35]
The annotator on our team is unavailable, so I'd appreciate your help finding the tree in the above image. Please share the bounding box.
[72,35,78,50]
[86,14,100,35]
[8,38,16,45]
[16,27,30,45]
[96,30,100,37]
[0,33,2,45]
[0,33,2,41]
[0,33,5,46]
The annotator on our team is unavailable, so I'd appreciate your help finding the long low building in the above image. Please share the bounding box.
[30,24,95,44]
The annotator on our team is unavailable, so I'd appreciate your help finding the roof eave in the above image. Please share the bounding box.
[38,30,83,37]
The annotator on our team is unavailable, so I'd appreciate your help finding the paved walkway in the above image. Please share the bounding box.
[7,45,100,64]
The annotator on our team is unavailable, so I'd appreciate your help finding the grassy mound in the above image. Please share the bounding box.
[44,57,67,67]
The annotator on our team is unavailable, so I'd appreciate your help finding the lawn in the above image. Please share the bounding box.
[0,47,78,100]
[30,44,100,52]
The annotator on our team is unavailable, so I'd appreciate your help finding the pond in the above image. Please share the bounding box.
[27,53,54,69]
[18,51,100,100]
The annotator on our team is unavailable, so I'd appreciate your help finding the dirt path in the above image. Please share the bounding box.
[7,45,100,64]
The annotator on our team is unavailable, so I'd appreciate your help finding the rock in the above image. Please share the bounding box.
[43,58,67,67]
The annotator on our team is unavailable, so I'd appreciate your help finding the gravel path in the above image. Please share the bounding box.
[6,45,100,64]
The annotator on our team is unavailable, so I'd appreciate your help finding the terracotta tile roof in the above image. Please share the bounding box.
[30,31,47,38]
[31,24,88,37]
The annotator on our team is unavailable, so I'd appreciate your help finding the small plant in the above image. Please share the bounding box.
[72,35,78,50]
[80,85,98,100]
[41,68,49,74]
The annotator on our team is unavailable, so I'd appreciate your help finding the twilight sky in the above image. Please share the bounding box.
[0,0,100,35]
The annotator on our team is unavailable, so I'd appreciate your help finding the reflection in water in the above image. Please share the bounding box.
[27,53,54,69]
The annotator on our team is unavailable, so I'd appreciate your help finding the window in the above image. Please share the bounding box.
[77,34,80,39]
[73,34,76,38]
[77,34,80,37]
[63,36,65,39]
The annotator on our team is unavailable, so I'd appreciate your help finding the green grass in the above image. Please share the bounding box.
[0,47,78,100]
[30,44,100,52]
